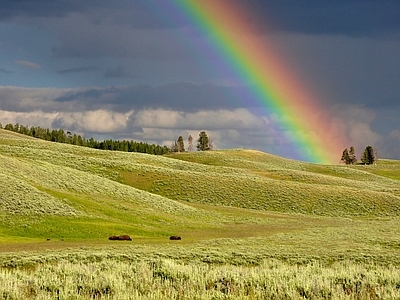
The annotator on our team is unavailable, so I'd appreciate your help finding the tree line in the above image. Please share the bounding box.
[0,122,215,155]
[341,145,377,165]
[0,122,170,155]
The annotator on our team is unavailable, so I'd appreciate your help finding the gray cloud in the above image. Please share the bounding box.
[51,83,246,112]
[0,1,178,30]
[265,32,400,109]
[0,0,102,21]
[50,13,191,60]
[56,66,98,74]
[0,83,247,117]
[2,1,399,37]
[237,0,400,37]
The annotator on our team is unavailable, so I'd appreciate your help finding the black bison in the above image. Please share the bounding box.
[169,236,181,240]
[109,235,132,241]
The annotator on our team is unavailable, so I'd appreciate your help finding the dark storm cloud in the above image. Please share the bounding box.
[3,1,398,37]
[51,25,191,60]
[0,0,179,29]
[53,83,245,112]
[56,66,98,75]
[240,0,400,36]
[0,0,93,20]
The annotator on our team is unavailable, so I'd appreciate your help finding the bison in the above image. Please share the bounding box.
[109,235,132,241]
[169,236,181,240]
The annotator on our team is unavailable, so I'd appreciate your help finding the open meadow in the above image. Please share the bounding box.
[1,129,400,299]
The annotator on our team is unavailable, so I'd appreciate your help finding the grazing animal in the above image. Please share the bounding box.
[169,236,181,240]
[109,235,132,241]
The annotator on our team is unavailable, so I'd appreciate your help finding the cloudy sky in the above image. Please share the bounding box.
[0,0,399,162]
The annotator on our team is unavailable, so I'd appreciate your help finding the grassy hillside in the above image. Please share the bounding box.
[1,128,400,245]
[1,129,400,298]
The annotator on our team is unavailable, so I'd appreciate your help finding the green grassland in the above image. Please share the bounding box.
[1,129,400,299]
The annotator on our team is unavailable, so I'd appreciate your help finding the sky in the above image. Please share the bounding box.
[0,0,399,163]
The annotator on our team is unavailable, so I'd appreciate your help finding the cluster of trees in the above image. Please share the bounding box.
[0,123,170,155]
[341,145,377,165]
[172,131,214,152]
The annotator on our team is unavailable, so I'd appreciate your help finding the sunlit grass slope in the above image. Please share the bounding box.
[156,151,400,216]
[1,128,400,245]
[0,130,212,243]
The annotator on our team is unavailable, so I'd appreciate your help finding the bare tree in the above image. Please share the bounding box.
[208,136,214,150]
[187,135,193,152]
[170,141,177,152]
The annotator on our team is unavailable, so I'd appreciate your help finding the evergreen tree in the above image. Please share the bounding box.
[0,122,2,129]
[196,131,209,151]
[361,146,376,165]
[4,123,14,131]
[176,136,185,152]
[349,146,357,164]
[341,146,357,165]
[341,148,351,164]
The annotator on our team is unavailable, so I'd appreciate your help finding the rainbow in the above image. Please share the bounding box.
[170,1,347,164]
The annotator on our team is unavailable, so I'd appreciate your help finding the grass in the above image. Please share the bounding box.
[2,257,400,299]
[1,129,400,298]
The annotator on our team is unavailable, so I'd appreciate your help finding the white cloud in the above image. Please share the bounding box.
[0,110,57,128]
[0,109,132,134]
[54,110,133,133]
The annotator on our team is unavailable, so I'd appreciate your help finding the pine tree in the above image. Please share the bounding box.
[196,131,209,151]
[348,146,357,164]
[176,136,185,152]
[341,148,350,164]
[341,146,357,165]
[361,146,376,165]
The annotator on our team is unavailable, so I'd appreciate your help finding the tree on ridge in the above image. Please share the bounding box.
[176,136,185,152]
[196,131,209,151]
[361,146,376,165]
[187,135,193,152]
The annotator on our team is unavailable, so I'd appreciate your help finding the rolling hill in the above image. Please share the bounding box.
[1,128,400,246]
